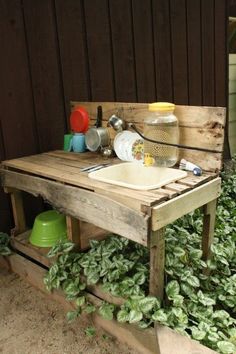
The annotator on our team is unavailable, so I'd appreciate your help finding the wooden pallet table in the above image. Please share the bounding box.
[0,102,225,353]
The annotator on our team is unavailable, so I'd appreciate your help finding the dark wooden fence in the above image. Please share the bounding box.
[0,0,228,232]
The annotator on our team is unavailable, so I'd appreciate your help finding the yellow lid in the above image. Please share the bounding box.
[148,102,175,112]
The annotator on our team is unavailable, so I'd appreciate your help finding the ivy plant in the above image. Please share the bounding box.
[44,157,236,354]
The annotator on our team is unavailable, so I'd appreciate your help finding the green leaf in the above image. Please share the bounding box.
[172,295,184,307]
[191,327,206,341]
[152,309,168,323]
[133,272,146,285]
[84,304,96,314]
[217,341,236,354]
[85,326,96,337]
[187,275,200,288]
[128,310,143,323]
[139,297,160,313]
[173,247,186,257]
[75,296,85,307]
[66,311,78,322]
[166,280,180,299]
[117,309,129,323]
[98,303,115,321]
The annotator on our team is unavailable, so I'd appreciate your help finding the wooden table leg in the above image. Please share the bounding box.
[202,199,217,261]
[66,216,81,248]
[149,228,165,300]
[4,187,26,236]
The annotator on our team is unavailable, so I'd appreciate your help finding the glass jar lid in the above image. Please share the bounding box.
[148,102,175,112]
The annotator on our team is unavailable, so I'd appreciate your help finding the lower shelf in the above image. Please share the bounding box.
[0,253,217,354]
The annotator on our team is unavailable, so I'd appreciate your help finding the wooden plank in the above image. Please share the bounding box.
[149,228,165,300]
[176,174,214,187]
[71,102,226,129]
[2,155,165,209]
[186,0,202,105]
[66,216,81,247]
[70,103,226,172]
[84,0,115,101]
[2,169,149,246]
[9,189,26,235]
[152,178,221,231]
[201,0,215,106]
[202,199,217,261]
[163,182,191,194]
[154,324,217,354]
[0,0,38,159]
[79,222,108,250]
[55,0,90,118]
[109,0,137,101]
[11,230,51,267]
[131,0,156,102]
[22,0,66,151]
[169,0,188,104]
[152,0,173,101]
[215,0,227,107]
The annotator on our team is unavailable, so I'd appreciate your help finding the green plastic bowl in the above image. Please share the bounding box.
[29,210,67,247]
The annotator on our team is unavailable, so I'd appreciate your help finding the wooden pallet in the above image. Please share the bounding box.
[0,251,217,354]
[0,102,225,302]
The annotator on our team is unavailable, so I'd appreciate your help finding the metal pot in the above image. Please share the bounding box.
[85,105,110,151]
[85,127,110,152]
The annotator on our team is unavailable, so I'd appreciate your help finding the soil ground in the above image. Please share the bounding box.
[0,267,136,354]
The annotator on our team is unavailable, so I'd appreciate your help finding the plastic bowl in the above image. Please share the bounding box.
[29,210,67,248]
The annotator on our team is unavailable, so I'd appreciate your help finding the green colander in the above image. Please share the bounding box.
[29,210,67,247]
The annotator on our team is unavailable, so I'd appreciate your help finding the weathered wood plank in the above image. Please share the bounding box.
[66,216,81,247]
[1,169,149,245]
[71,102,225,172]
[4,188,26,235]
[152,178,221,231]
[2,155,166,209]
[149,228,165,300]
[202,199,217,261]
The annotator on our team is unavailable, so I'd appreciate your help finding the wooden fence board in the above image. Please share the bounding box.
[170,0,188,104]
[84,0,115,101]
[22,0,66,151]
[186,0,202,105]
[55,0,90,118]
[109,0,137,102]
[131,0,156,102]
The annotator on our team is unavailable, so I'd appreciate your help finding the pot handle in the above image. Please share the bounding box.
[95,105,103,128]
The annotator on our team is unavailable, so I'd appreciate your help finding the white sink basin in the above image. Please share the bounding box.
[88,162,187,190]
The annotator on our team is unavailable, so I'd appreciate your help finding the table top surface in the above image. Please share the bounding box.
[1,150,217,211]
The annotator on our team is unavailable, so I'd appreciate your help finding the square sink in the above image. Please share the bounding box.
[88,162,187,190]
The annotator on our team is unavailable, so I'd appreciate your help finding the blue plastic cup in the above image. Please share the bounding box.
[72,133,86,153]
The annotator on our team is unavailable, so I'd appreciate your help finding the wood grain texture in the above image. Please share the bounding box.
[22,0,66,151]
[152,178,221,231]
[169,0,188,104]
[201,0,215,106]
[55,0,90,118]
[152,0,173,101]
[149,228,165,300]
[2,169,149,245]
[109,0,137,101]
[131,0,156,102]
[186,0,202,105]
[84,0,115,101]
[202,199,217,261]
[0,0,38,159]
[66,216,81,246]
[71,101,226,171]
